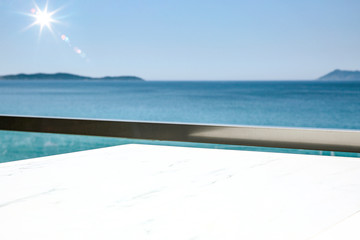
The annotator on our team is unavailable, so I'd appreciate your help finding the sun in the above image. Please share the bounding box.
[26,2,61,36]
[34,8,54,29]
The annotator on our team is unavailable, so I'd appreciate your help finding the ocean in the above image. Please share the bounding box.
[1,80,360,162]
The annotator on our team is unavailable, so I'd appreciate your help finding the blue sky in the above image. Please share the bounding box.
[0,0,360,80]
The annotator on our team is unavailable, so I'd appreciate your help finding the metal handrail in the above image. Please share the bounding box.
[0,115,360,153]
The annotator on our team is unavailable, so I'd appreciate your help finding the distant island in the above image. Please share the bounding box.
[318,69,360,81]
[0,73,144,81]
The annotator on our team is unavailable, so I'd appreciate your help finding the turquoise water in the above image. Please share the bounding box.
[1,80,360,162]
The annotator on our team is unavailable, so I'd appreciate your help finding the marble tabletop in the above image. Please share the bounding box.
[1,144,360,239]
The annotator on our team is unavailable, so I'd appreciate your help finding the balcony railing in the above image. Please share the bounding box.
[0,114,360,153]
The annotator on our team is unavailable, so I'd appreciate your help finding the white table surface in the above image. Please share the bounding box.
[1,144,360,240]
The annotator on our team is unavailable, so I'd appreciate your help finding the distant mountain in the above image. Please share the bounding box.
[0,73,144,81]
[318,69,360,81]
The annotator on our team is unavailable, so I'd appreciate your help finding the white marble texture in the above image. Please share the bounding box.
[1,144,360,239]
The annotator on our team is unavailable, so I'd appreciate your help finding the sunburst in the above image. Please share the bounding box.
[25,1,61,36]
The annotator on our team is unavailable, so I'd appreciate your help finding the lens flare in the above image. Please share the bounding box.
[60,34,88,59]
[74,47,82,54]
[23,2,89,61]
